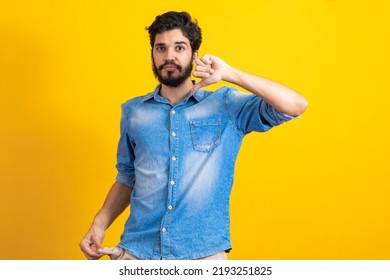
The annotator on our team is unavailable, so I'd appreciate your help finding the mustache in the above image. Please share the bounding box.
[158,61,182,71]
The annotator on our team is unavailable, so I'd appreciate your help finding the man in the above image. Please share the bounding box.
[79,11,308,260]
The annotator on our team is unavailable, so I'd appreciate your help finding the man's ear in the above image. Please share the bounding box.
[192,51,198,64]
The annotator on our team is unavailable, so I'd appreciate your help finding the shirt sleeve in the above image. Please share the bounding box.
[223,87,297,135]
[115,103,135,188]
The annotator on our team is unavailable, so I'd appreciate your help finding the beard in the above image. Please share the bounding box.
[152,59,193,88]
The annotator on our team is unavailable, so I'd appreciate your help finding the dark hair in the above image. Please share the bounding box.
[146,11,202,53]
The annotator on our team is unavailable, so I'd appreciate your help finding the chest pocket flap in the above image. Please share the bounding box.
[189,118,221,152]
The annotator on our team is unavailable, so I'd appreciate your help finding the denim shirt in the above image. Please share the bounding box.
[115,84,295,260]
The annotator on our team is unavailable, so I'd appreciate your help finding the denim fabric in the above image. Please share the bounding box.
[115,84,296,260]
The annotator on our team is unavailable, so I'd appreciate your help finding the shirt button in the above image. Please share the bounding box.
[162,228,167,233]
[172,156,177,161]
[171,132,176,137]
[171,110,176,115]
[168,205,173,211]
[170,180,175,185]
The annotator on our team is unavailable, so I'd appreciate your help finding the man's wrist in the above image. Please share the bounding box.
[92,212,110,230]
[223,66,241,85]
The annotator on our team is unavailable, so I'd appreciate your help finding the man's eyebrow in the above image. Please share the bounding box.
[175,41,189,46]
[155,41,189,47]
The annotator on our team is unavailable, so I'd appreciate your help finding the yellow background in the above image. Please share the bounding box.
[1,0,389,260]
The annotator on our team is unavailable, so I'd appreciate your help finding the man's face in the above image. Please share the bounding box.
[152,29,197,87]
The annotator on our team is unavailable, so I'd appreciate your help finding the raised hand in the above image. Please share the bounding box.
[191,54,231,93]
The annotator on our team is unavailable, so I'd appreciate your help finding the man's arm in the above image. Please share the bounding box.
[79,181,132,259]
[191,54,308,116]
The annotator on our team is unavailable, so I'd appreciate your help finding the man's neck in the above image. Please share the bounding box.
[159,79,193,106]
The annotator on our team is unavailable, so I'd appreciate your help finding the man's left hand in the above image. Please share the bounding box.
[191,54,231,93]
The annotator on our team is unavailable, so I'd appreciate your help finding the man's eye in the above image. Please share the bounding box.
[176,46,185,51]
[156,46,165,51]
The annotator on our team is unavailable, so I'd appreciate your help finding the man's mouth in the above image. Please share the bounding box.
[159,62,181,72]
[163,65,178,71]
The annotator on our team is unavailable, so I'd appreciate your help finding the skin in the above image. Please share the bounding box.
[191,54,308,116]
[153,28,307,115]
[152,29,198,105]
[79,181,131,259]
[79,27,308,260]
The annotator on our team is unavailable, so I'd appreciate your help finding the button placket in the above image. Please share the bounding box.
[161,107,180,258]
[168,107,179,204]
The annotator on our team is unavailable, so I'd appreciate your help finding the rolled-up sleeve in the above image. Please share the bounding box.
[224,87,297,135]
[115,104,135,188]
[259,101,297,127]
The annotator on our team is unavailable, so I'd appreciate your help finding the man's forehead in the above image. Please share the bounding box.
[154,29,190,45]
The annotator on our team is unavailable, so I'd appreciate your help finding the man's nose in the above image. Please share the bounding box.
[165,47,176,61]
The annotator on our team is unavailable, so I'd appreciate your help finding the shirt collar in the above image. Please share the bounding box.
[141,82,208,104]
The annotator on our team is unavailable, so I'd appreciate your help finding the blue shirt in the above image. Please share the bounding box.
[115,84,295,260]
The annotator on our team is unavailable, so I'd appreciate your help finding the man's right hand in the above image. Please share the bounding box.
[79,225,105,260]
[79,182,132,259]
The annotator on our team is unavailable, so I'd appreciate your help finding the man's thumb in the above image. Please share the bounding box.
[91,235,103,253]
[190,81,204,94]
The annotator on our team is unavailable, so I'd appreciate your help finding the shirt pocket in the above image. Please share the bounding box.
[189,118,221,152]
